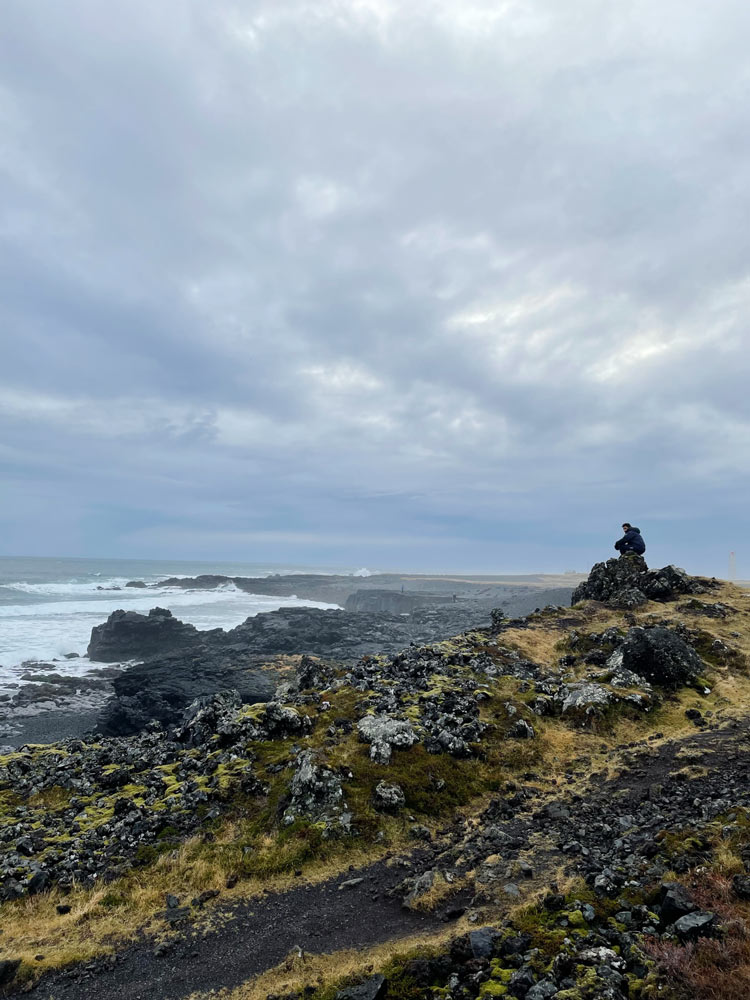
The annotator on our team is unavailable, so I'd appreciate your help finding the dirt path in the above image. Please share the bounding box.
[28,857,458,1000]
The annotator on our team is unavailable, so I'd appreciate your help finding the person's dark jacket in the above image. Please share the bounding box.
[615,526,646,555]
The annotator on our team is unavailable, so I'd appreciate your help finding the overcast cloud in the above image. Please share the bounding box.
[1,0,749,574]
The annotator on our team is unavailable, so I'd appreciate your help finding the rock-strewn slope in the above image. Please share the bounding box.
[1,560,750,1000]
[91,600,569,736]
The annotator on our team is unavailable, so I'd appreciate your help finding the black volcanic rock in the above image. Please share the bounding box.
[87,608,208,662]
[607,626,704,689]
[96,649,278,736]
[572,556,709,607]
[92,604,502,736]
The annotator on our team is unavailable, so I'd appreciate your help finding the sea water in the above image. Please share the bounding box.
[0,556,357,700]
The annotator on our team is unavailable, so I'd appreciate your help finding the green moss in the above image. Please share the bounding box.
[488,962,513,982]
[479,983,508,997]
[508,902,568,959]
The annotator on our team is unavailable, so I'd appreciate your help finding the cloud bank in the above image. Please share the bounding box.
[1,0,749,574]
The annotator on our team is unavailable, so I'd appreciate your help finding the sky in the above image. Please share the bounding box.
[1,0,749,576]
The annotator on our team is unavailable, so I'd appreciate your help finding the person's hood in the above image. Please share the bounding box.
[628,526,641,534]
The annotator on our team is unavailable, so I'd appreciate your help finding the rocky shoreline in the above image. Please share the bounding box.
[0,578,575,749]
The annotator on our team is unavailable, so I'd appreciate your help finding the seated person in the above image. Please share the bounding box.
[614,523,646,555]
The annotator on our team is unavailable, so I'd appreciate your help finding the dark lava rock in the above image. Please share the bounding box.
[90,601,535,737]
[372,781,406,813]
[673,910,716,940]
[0,959,20,987]
[572,557,708,607]
[469,926,501,958]
[344,589,436,614]
[96,652,277,736]
[733,873,750,900]
[335,974,386,1000]
[176,690,244,745]
[572,556,649,605]
[608,627,703,688]
[88,608,206,661]
[508,719,536,739]
[659,882,697,924]
[282,751,350,834]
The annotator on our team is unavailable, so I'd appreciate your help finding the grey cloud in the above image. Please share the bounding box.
[1,0,749,572]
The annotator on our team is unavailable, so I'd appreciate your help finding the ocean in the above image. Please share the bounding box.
[0,556,357,700]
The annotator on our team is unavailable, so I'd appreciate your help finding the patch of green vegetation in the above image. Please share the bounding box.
[689,629,748,671]
[348,743,486,818]
[655,829,712,861]
[478,982,508,997]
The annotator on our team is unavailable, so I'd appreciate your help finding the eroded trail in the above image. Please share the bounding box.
[31,858,449,1000]
[27,719,750,1000]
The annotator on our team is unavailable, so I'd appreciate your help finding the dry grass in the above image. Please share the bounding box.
[185,925,459,1000]
[671,765,710,780]
[1,834,391,986]
[407,871,472,912]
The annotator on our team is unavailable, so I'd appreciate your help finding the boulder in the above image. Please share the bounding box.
[282,752,351,835]
[560,682,613,716]
[572,556,650,605]
[372,781,406,813]
[262,701,310,737]
[295,654,332,690]
[175,690,243,745]
[659,882,697,924]
[357,714,419,764]
[335,975,387,1000]
[469,927,501,959]
[402,869,436,908]
[674,910,716,940]
[609,627,703,688]
[508,719,536,739]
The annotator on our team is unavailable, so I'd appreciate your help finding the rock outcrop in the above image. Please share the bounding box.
[87,608,206,662]
[282,751,351,835]
[96,650,278,736]
[572,555,711,607]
